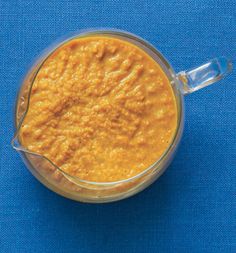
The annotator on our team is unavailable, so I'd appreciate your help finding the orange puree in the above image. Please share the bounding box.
[19,36,177,182]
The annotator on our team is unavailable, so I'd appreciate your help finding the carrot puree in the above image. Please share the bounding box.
[19,36,177,182]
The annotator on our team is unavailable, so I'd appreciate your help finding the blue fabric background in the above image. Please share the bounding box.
[0,0,235,252]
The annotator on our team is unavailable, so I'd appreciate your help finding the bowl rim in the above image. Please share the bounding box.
[12,28,184,186]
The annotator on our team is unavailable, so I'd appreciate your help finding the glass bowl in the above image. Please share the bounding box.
[12,29,232,203]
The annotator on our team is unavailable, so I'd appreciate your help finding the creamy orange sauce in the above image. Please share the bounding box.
[19,36,177,182]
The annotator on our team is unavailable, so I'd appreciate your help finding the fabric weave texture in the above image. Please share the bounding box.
[0,0,235,252]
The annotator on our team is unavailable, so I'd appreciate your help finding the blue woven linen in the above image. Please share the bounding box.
[0,0,235,252]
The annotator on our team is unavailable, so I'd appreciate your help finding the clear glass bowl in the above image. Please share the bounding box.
[12,29,232,203]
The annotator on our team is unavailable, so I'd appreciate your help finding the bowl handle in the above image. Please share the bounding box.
[177,57,232,95]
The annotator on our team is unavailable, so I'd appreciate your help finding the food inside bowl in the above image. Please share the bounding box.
[19,35,177,182]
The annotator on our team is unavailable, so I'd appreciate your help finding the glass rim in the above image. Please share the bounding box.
[12,29,184,186]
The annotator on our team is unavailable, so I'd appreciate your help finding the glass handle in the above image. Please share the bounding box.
[177,57,232,95]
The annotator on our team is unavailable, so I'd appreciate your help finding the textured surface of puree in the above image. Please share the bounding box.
[20,36,177,182]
